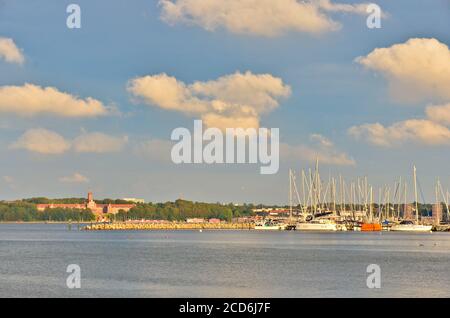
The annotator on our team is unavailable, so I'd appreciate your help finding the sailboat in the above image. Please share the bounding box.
[293,160,340,231]
[390,165,432,233]
[254,219,285,230]
[361,186,381,231]
[296,218,338,231]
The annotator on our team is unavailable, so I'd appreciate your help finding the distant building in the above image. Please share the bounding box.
[252,208,273,213]
[122,198,145,204]
[186,218,206,223]
[432,203,442,225]
[36,192,135,215]
[402,204,414,220]
[234,217,255,223]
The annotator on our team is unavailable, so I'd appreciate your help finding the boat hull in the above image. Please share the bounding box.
[296,223,337,231]
[390,224,432,232]
[254,225,283,230]
[361,223,382,232]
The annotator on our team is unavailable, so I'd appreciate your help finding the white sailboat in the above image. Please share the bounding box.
[390,165,432,233]
[296,219,338,231]
[390,220,432,232]
[254,219,285,230]
[293,160,340,231]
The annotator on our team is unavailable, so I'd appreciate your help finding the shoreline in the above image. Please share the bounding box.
[0,221,90,224]
[1,222,449,232]
[84,222,254,231]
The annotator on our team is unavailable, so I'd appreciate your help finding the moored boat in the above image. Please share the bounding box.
[254,220,285,230]
[390,166,432,233]
[296,220,338,231]
[361,223,382,231]
[390,220,432,232]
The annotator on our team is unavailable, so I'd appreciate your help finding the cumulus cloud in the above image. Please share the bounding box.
[309,133,334,148]
[9,128,71,154]
[0,37,24,64]
[128,71,291,129]
[426,103,450,125]
[133,138,174,162]
[0,83,109,117]
[281,134,355,166]
[59,173,90,183]
[159,0,373,37]
[349,119,450,147]
[72,132,128,153]
[318,0,370,15]
[10,129,128,154]
[356,38,450,103]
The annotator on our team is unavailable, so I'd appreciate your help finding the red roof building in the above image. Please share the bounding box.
[36,192,135,215]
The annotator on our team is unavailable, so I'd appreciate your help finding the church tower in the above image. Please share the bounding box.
[88,192,93,203]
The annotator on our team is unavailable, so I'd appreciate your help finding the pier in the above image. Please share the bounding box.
[84,222,254,231]
[83,221,450,231]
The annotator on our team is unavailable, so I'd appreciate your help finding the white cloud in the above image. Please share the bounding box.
[356,38,450,103]
[72,132,128,153]
[133,138,174,162]
[59,173,90,183]
[10,129,128,154]
[159,0,374,37]
[0,37,24,64]
[317,0,370,15]
[426,102,450,125]
[9,128,71,154]
[349,119,450,147]
[128,71,291,129]
[0,83,109,117]
[309,133,334,148]
[202,114,260,132]
[281,134,355,166]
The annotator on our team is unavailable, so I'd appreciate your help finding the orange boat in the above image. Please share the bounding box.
[361,223,382,231]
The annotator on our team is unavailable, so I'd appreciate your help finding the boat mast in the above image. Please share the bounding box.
[369,186,373,223]
[413,165,419,224]
[332,177,336,213]
[397,177,402,218]
[315,158,319,213]
[404,182,407,219]
[289,169,293,221]
[302,169,306,213]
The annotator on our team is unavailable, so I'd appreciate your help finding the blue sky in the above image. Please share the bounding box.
[0,0,449,204]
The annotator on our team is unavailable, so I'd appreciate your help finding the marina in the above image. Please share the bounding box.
[83,220,450,232]
[83,161,450,233]
[277,161,447,233]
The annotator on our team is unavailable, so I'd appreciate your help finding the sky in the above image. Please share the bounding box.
[0,0,449,204]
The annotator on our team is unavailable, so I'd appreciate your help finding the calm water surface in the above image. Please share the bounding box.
[0,223,449,297]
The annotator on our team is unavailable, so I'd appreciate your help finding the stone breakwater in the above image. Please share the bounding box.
[84,222,254,231]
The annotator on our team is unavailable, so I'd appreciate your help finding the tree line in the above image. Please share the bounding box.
[0,201,95,222]
[0,199,256,222]
[114,199,255,221]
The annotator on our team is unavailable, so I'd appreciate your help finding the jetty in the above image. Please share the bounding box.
[84,222,253,231]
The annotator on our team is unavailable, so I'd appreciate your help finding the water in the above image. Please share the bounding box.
[0,223,449,297]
